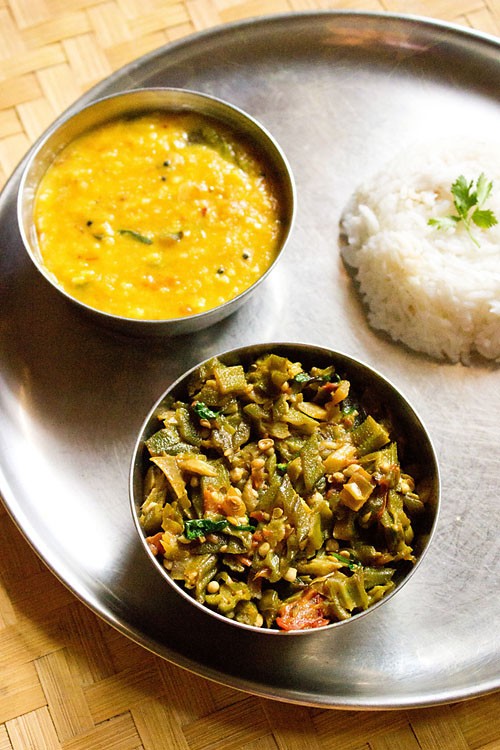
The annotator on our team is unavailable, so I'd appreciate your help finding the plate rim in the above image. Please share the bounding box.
[1,9,500,709]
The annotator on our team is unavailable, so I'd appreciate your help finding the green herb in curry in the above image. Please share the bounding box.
[117,229,153,245]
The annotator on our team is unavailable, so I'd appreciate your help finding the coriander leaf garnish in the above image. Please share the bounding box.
[475,172,492,207]
[294,372,313,383]
[293,371,338,385]
[184,519,227,540]
[184,518,254,540]
[118,229,153,245]
[428,173,498,247]
[331,551,360,571]
[193,402,219,420]
[340,398,358,416]
[451,174,478,216]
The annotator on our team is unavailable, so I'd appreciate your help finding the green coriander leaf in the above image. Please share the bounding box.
[451,175,476,217]
[294,372,312,383]
[428,216,459,230]
[276,462,289,474]
[475,173,493,207]
[472,208,498,229]
[118,229,153,245]
[331,551,359,571]
[340,398,358,416]
[184,519,227,540]
[293,371,338,386]
[184,518,254,540]
[193,402,219,420]
[428,173,497,247]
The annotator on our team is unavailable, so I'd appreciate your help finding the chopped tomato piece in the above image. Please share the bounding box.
[146,532,164,556]
[276,590,330,631]
[249,511,268,523]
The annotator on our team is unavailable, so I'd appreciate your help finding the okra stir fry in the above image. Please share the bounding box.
[139,353,428,630]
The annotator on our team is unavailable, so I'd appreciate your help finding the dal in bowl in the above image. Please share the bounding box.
[18,88,295,336]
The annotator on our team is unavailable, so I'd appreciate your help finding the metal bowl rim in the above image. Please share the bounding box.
[16,86,296,331]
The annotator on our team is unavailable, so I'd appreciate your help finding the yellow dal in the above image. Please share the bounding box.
[34,112,283,319]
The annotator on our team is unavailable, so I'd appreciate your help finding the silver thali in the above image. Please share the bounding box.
[1,11,499,708]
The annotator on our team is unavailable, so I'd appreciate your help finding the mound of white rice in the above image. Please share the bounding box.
[340,141,500,364]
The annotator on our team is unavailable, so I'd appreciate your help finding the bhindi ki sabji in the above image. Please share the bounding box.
[139,353,431,631]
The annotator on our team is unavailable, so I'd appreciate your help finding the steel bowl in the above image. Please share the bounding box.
[17,88,295,336]
[130,342,440,635]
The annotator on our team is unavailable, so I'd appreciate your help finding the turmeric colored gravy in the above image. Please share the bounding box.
[34,112,283,319]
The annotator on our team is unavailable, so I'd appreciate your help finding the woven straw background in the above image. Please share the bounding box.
[1,0,500,189]
[1,1,500,748]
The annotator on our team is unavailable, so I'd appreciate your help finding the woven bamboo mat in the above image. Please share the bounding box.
[1,0,500,189]
[1,1,500,748]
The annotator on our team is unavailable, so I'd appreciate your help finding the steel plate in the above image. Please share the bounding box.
[1,11,499,709]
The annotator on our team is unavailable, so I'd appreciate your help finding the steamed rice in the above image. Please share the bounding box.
[340,141,500,364]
